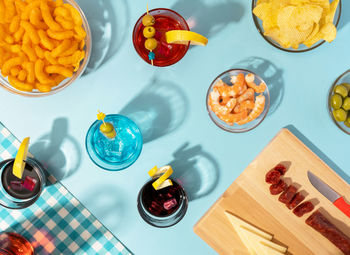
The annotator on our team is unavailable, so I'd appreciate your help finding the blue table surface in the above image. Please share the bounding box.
[1,0,350,254]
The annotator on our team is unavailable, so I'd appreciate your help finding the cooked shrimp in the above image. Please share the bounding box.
[209,88,237,115]
[237,88,255,103]
[232,73,246,96]
[218,110,248,125]
[236,94,265,125]
[245,73,267,93]
[233,100,255,113]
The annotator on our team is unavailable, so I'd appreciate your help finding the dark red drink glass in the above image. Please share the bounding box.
[137,178,188,228]
[132,8,190,67]
[0,232,34,255]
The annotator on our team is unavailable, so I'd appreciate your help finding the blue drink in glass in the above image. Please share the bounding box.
[85,114,143,171]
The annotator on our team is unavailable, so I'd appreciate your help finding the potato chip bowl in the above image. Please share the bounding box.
[0,0,91,97]
[251,0,341,53]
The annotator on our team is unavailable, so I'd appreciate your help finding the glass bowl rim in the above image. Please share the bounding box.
[327,69,350,135]
[132,8,190,67]
[251,0,342,53]
[0,0,92,97]
[206,68,270,133]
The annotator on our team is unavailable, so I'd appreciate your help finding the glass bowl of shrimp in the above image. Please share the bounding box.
[0,0,91,97]
[206,69,270,133]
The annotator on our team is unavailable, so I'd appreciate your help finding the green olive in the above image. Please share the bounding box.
[143,26,156,38]
[100,123,114,133]
[344,116,350,128]
[342,97,350,111]
[334,85,348,98]
[340,83,350,94]
[331,94,342,109]
[333,108,347,122]
[142,14,155,26]
[145,38,157,51]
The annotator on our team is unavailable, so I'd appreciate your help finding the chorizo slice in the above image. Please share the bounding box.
[286,192,305,210]
[265,169,281,184]
[269,179,287,195]
[278,185,298,204]
[293,201,314,217]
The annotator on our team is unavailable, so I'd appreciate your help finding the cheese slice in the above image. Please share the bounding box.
[239,227,287,253]
[236,227,257,255]
[224,211,272,240]
[258,242,285,255]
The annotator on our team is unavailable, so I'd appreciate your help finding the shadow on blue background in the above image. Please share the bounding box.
[171,0,244,39]
[233,57,284,116]
[168,143,220,201]
[76,0,130,74]
[119,77,188,144]
[30,118,82,182]
[285,125,350,184]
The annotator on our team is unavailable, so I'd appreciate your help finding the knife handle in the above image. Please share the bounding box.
[334,197,350,218]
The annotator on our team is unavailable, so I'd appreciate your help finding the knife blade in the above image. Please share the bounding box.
[308,171,350,218]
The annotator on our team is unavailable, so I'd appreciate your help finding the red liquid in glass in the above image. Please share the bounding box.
[0,233,34,255]
[133,9,189,67]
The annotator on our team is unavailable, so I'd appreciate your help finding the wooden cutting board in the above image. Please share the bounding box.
[194,128,350,255]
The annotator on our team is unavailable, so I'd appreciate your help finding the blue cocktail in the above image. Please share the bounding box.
[85,114,143,171]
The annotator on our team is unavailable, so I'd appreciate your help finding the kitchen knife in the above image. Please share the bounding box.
[308,171,350,218]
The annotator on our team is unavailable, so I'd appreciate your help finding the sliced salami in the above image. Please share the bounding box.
[265,169,281,184]
[306,210,350,255]
[278,185,298,204]
[274,164,287,175]
[293,201,314,217]
[269,179,287,195]
[286,192,305,210]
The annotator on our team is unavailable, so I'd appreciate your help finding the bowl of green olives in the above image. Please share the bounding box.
[328,69,350,134]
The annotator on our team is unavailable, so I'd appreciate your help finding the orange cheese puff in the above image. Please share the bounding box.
[13,27,24,42]
[34,59,52,84]
[0,0,5,24]
[40,1,61,31]
[35,83,51,92]
[14,0,26,14]
[55,16,74,30]
[53,6,71,18]
[10,66,20,76]
[45,65,73,77]
[22,32,30,45]
[29,7,48,30]
[34,45,45,59]
[2,56,22,76]
[17,69,27,81]
[23,61,35,83]
[21,21,40,44]
[9,15,20,33]
[63,3,82,26]
[10,44,21,53]
[8,75,33,91]
[38,30,54,50]
[22,43,37,62]
[61,40,78,57]
[4,34,14,44]
[54,74,65,84]
[74,25,86,40]
[44,51,58,65]
[4,0,16,23]
[51,39,70,57]
[79,39,85,50]
[54,0,64,7]
[21,0,40,20]
[47,29,74,40]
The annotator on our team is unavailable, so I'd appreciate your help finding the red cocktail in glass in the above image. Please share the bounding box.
[132,8,190,67]
[0,233,34,255]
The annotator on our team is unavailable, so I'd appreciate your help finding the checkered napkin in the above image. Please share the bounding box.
[0,122,132,255]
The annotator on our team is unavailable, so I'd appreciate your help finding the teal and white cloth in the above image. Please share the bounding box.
[0,123,132,255]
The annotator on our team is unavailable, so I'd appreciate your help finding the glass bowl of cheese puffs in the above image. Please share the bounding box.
[0,0,91,97]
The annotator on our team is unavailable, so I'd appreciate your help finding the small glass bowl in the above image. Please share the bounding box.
[206,69,270,133]
[251,0,342,53]
[328,70,350,135]
[0,0,91,97]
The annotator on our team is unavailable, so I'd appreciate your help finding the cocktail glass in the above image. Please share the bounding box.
[0,232,34,255]
[85,114,143,171]
[132,8,190,67]
[0,158,46,209]
[137,178,188,228]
